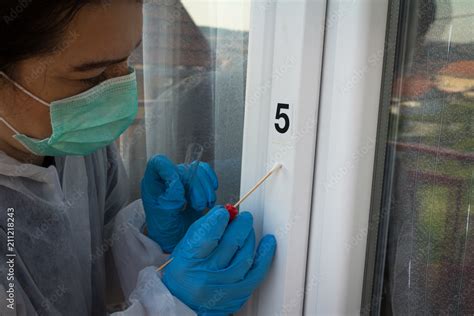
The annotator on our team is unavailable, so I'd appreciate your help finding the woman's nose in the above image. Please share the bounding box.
[104,61,130,79]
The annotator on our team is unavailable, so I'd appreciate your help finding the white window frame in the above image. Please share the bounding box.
[240,0,390,315]
[304,0,389,315]
[239,0,327,315]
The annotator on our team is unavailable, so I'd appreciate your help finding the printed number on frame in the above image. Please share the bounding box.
[275,103,290,134]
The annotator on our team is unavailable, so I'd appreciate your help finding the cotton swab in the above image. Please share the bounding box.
[157,163,283,272]
[225,163,283,221]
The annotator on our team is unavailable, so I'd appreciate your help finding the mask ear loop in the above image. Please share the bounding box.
[0,73,26,135]
[0,72,49,155]
[0,72,50,107]
[0,116,42,155]
[0,117,21,135]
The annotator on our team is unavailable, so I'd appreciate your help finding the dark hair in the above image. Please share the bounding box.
[0,1,99,70]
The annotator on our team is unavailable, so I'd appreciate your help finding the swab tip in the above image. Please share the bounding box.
[272,163,283,171]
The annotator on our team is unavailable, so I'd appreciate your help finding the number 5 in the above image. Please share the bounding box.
[275,103,290,134]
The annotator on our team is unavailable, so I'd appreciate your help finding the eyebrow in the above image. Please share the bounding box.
[72,39,142,72]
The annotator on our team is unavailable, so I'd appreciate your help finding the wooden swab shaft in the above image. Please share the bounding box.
[156,257,174,272]
[234,163,282,208]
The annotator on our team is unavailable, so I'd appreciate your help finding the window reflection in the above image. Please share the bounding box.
[120,1,250,203]
[382,0,473,314]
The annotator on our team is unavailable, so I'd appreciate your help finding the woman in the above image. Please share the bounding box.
[0,1,276,315]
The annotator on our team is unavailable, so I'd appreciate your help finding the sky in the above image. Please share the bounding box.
[181,0,251,31]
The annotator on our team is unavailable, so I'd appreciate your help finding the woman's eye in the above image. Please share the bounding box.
[80,73,108,86]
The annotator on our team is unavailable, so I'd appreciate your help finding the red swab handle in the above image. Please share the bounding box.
[225,204,238,222]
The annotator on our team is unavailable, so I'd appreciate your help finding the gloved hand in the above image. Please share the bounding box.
[162,206,277,315]
[141,155,218,253]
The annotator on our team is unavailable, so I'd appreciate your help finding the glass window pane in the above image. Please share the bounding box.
[120,1,250,203]
[376,0,473,314]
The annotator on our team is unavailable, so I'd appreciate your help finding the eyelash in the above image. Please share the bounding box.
[80,73,108,86]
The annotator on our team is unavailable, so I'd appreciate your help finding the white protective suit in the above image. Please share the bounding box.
[0,145,195,315]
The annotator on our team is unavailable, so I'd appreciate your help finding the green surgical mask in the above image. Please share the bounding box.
[0,69,138,156]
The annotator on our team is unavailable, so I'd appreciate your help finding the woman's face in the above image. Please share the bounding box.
[0,1,142,156]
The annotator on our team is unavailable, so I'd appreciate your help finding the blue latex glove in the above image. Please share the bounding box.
[141,155,218,253]
[162,206,277,315]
